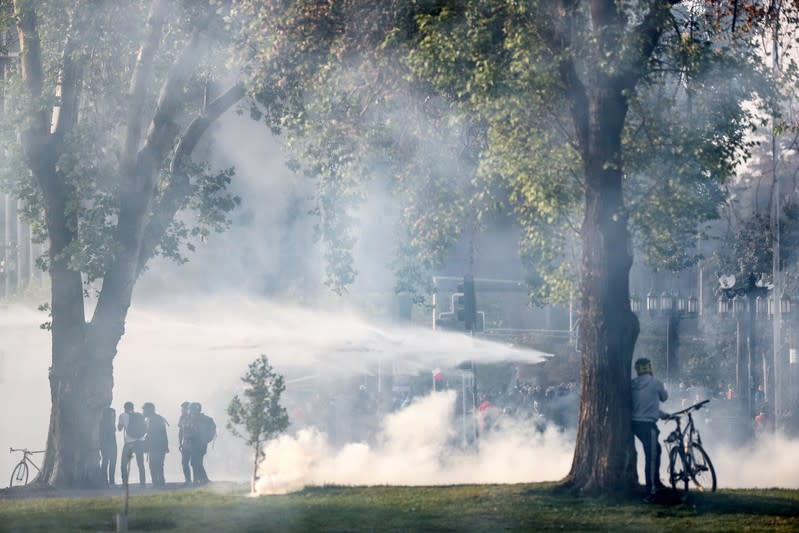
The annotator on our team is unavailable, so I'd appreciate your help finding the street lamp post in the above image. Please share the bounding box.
[716,273,787,420]
[632,289,698,383]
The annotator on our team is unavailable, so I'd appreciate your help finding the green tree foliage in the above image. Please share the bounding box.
[227,2,767,304]
[228,0,775,494]
[226,1,488,297]
[0,0,246,487]
[0,1,241,277]
[227,354,290,493]
[408,1,769,287]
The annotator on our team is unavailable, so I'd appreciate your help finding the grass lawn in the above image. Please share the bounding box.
[1,483,798,532]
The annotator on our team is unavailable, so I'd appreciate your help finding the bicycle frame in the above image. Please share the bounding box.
[667,412,701,451]
[664,399,717,496]
[9,448,44,476]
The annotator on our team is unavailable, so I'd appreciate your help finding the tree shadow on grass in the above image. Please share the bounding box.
[689,491,799,518]
[98,518,179,531]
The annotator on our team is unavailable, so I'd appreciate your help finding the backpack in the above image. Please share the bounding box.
[198,414,216,444]
[126,412,147,439]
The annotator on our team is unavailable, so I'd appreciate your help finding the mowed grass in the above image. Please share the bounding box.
[1,483,798,532]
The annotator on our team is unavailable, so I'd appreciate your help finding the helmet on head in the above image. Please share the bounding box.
[634,358,653,376]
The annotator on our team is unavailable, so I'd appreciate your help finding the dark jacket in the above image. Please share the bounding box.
[144,414,169,453]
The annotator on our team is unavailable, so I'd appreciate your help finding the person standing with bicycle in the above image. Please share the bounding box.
[631,358,668,500]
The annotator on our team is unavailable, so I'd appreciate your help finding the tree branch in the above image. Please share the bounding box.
[15,1,88,360]
[13,0,50,142]
[122,0,168,172]
[551,1,589,156]
[89,14,208,350]
[171,83,246,175]
[617,0,683,90]
[137,83,246,273]
[53,0,95,142]
[135,26,205,179]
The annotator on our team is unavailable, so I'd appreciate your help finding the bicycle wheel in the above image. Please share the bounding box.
[689,443,717,492]
[669,447,689,499]
[10,461,29,488]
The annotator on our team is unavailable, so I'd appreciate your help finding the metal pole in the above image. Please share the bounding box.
[665,317,671,383]
[0,194,5,298]
[736,317,749,416]
[771,2,783,432]
[461,374,467,447]
[698,235,704,317]
[748,299,756,420]
[4,195,16,296]
[432,277,437,330]
[569,286,574,344]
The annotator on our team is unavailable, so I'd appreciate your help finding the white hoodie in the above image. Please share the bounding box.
[631,373,668,423]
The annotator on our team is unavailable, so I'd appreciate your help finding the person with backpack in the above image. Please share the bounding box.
[186,402,215,484]
[142,402,169,487]
[117,401,147,486]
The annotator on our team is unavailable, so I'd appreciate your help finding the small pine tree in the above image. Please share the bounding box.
[227,354,290,492]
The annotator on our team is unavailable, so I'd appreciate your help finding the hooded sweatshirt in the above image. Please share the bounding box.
[631,373,668,423]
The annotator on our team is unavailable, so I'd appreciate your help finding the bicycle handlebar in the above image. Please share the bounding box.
[666,399,710,419]
[9,448,45,454]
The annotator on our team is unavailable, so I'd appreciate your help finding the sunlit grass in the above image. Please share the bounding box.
[1,483,798,532]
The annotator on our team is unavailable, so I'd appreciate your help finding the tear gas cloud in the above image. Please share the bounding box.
[256,391,573,495]
[3,67,799,494]
[4,295,798,491]
[0,296,554,485]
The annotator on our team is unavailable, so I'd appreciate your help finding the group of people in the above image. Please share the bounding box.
[99,401,216,487]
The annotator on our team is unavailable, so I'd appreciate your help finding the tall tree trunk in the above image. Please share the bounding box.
[562,81,639,495]
[13,0,241,488]
[553,0,678,495]
[39,329,114,487]
[36,172,110,486]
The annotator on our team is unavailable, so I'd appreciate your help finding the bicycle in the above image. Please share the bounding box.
[663,399,717,499]
[9,448,45,487]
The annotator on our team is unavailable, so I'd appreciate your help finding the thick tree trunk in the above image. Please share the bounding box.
[36,184,112,487]
[39,336,113,487]
[562,83,640,495]
[553,0,679,496]
[14,0,242,488]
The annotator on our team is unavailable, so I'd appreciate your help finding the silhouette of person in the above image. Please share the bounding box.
[118,401,146,486]
[143,402,169,487]
[99,406,117,485]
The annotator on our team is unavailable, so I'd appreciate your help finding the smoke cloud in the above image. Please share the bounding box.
[711,435,799,489]
[0,295,550,485]
[3,296,799,491]
[255,391,574,495]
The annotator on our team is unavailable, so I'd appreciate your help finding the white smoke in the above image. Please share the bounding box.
[711,435,799,488]
[0,295,550,486]
[4,295,799,491]
[255,391,574,495]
